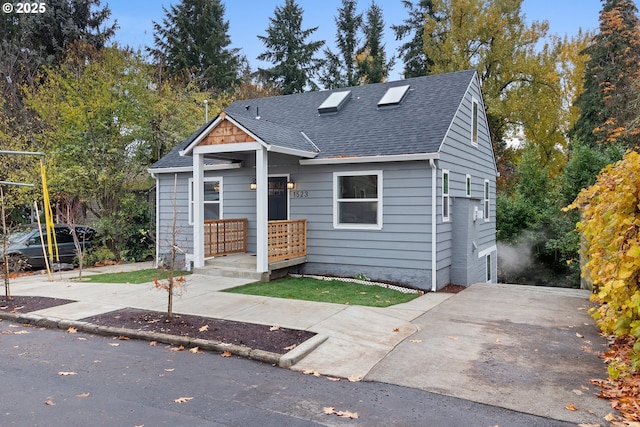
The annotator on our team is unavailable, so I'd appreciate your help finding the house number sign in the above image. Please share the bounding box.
[292,190,309,198]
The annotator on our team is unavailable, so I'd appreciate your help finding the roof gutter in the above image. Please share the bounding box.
[430,158,437,292]
[300,152,439,166]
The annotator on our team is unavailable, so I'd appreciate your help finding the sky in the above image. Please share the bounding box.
[105,0,606,81]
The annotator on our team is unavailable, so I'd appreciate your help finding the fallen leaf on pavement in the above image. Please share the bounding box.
[199,325,209,332]
[45,400,55,406]
[164,368,175,372]
[58,371,77,376]
[221,350,232,357]
[76,392,90,398]
[604,413,616,422]
[448,336,459,341]
[326,377,341,382]
[409,339,422,343]
[393,328,400,333]
[270,325,280,331]
[67,327,77,334]
[323,407,359,419]
[189,347,202,354]
[77,337,87,341]
[174,397,193,403]
[495,338,501,344]
[109,343,119,347]
[13,330,30,335]
[283,344,297,351]
[118,335,130,340]
[581,385,590,390]
[348,375,361,382]
[149,341,157,346]
[576,333,584,338]
[578,424,600,427]
[572,389,583,396]
[565,403,578,411]
[170,345,185,352]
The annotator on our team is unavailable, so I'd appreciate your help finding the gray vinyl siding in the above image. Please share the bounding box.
[437,75,497,285]
[288,161,434,289]
[155,172,192,267]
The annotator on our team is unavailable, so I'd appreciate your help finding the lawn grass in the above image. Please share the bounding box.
[84,269,191,284]
[224,276,419,307]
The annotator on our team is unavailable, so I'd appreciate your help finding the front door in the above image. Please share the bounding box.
[268,176,288,220]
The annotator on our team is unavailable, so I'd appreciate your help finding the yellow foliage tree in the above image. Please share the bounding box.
[566,151,640,365]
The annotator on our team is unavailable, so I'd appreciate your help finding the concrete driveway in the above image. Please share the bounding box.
[366,283,613,425]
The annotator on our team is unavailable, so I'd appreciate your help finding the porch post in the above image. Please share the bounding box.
[193,152,205,268]
[256,147,269,273]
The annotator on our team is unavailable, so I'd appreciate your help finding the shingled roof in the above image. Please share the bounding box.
[150,69,477,170]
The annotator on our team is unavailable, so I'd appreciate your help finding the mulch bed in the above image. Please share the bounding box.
[0,296,315,355]
[439,284,467,293]
[0,296,76,312]
[81,308,316,354]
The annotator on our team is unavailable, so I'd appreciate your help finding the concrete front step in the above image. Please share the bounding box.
[194,266,268,281]
[195,254,267,281]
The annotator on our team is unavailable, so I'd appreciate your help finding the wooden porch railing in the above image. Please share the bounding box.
[204,218,248,258]
[268,219,307,262]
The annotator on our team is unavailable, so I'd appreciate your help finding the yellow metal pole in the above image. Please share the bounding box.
[40,158,58,265]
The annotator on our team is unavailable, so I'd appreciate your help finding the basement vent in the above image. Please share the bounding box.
[378,85,410,107]
[318,90,351,114]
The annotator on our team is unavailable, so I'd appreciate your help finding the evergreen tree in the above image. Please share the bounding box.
[257,0,325,94]
[320,0,363,89]
[0,0,115,115]
[149,0,243,92]
[391,0,435,78]
[571,0,640,148]
[356,1,394,84]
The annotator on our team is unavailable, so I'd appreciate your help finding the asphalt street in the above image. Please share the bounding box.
[0,319,573,427]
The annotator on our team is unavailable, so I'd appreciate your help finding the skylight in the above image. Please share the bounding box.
[318,90,351,113]
[377,85,410,107]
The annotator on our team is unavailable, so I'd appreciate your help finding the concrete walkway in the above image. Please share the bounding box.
[2,264,613,425]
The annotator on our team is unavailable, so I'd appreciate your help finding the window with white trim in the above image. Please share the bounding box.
[471,98,479,145]
[466,174,471,197]
[442,170,450,222]
[334,171,382,229]
[484,179,490,221]
[486,253,492,282]
[189,177,222,224]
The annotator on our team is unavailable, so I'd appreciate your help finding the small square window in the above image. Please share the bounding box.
[334,171,382,229]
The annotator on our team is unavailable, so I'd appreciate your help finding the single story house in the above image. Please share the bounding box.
[148,69,497,291]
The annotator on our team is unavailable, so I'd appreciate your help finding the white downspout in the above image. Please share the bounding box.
[429,159,437,292]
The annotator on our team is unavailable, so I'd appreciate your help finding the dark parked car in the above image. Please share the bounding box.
[1,224,95,271]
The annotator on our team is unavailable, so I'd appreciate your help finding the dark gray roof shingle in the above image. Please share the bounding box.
[151,69,476,169]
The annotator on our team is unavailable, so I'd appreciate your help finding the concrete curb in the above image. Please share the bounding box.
[279,334,328,368]
[0,311,287,366]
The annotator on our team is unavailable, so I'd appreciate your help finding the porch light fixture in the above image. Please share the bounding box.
[287,180,296,190]
[250,178,257,190]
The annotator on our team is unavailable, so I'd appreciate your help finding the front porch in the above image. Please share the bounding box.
[196,218,307,280]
